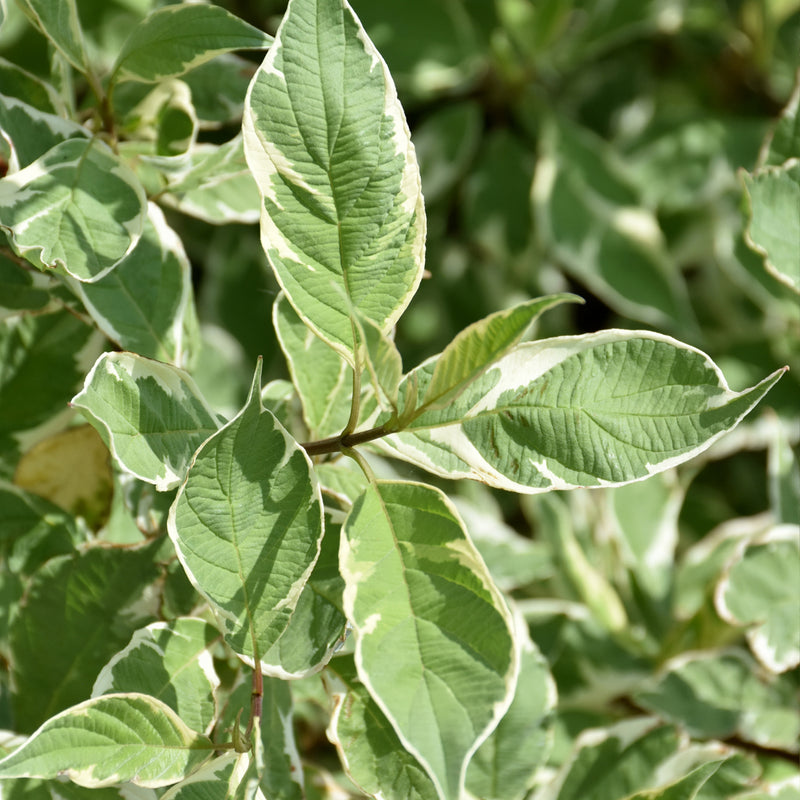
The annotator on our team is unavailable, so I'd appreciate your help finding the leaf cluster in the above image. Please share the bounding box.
[0,1,798,800]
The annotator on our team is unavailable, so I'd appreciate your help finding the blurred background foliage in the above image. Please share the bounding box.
[2,0,798,790]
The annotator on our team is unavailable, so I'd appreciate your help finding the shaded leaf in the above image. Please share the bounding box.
[71,203,197,365]
[16,0,88,72]
[258,512,346,678]
[0,93,87,171]
[533,116,694,329]
[466,614,555,800]
[10,545,160,731]
[635,650,800,752]
[743,164,800,294]
[715,527,800,672]
[326,654,439,800]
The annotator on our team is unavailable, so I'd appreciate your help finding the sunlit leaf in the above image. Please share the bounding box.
[382,331,785,492]
[341,480,516,800]
[0,139,147,282]
[243,0,425,362]
[168,360,324,669]
[0,694,211,787]
[72,352,220,491]
[273,293,351,440]
[92,618,222,735]
[111,4,273,85]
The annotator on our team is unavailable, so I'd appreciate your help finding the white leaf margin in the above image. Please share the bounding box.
[714,523,800,672]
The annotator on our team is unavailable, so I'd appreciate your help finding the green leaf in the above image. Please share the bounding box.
[0,309,100,471]
[383,331,786,492]
[92,618,222,735]
[715,527,800,672]
[10,545,160,732]
[635,650,800,752]
[258,512,346,678]
[0,252,52,316]
[759,77,799,168]
[16,0,88,72]
[465,614,555,800]
[341,481,517,800]
[326,655,439,800]
[256,678,305,800]
[160,136,261,225]
[743,164,800,294]
[168,360,324,668]
[533,116,695,330]
[358,313,404,412]
[181,55,254,129]
[543,719,680,800]
[532,493,628,633]
[124,81,198,158]
[768,416,800,525]
[0,57,65,115]
[159,753,252,800]
[0,693,211,787]
[70,203,197,365]
[243,0,425,362]
[220,678,304,800]
[71,352,220,491]
[0,93,87,170]
[0,482,83,575]
[273,292,352,439]
[0,139,147,282]
[450,494,553,591]
[420,294,581,411]
[110,4,273,85]
[606,470,683,614]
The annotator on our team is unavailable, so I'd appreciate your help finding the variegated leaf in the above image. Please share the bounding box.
[380,331,785,493]
[111,4,273,85]
[243,0,425,362]
[341,481,517,800]
[168,361,324,669]
[0,139,147,282]
[71,351,220,491]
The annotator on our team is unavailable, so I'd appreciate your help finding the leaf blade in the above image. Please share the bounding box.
[0,139,147,282]
[168,361,324,668]
[0,694,211,788]
[341,480,517,800]
[383,331,786,492]
[111,4,273,85]
[243,0,425,360]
